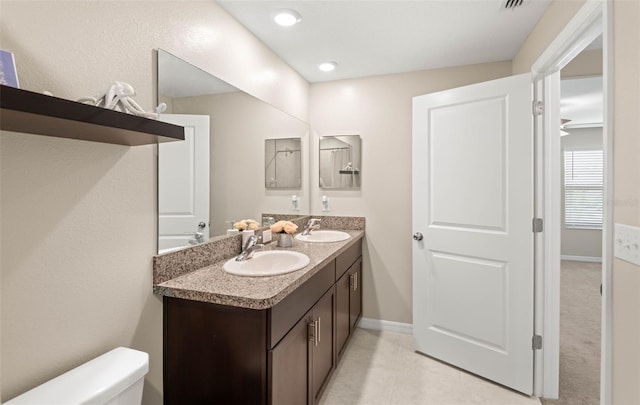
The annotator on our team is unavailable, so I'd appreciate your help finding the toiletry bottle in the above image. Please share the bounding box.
[226,221,239,236]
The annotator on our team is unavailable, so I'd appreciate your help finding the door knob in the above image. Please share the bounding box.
[413,232,423,241]
[198,222,207,229]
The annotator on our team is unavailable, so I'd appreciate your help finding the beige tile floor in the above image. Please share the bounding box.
[319,328,541,405]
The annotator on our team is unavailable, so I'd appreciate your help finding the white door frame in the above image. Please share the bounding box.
[531,0,612,402]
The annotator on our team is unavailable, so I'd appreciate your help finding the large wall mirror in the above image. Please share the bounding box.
[157,49,310,253]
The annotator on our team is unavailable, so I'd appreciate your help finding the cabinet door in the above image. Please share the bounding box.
[349,258,363,331]
[311,287,335,405]
[269,311,312,405]
[336,270,351,358]
[164,297,268,405]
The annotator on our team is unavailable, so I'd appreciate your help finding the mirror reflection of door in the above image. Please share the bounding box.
[265,138,302,188]
[319,135,361,189]
[158,114,210,254]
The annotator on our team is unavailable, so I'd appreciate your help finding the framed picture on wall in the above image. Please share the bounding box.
[0,50,19,88]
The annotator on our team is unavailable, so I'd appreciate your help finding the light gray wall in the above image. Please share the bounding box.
[560,127,604,259]
[561,49,603,78]
[309,61,513,324]
[611,3,640,401]
[0,2,308,403]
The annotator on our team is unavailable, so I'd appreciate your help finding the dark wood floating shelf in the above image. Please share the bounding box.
[0,85,184,146]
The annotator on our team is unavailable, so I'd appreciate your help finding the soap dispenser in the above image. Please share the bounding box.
[226,221,239,236]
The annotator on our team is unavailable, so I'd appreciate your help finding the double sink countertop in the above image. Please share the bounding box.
[153,219,364,310]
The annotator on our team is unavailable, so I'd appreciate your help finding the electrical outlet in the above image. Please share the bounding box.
[322,195,330,212]
[614,223,640,266]
[291,195,300,211]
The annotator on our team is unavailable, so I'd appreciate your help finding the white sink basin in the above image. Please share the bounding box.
[223,250,310,277]
[295,230,351,243]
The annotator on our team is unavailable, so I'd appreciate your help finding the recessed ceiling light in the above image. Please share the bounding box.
[273,9,301,27]
[318,62,338,72]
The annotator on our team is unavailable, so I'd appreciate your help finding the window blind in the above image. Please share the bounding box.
[564,148,604,229]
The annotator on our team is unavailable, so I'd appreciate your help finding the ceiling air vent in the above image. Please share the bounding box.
[504,0,524,8]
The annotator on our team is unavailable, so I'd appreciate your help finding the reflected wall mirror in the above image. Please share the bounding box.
[265,138,302,188]
[157,49,310,253]
[319,135,361,189]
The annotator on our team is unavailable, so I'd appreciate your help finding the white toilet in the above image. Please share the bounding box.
[5,347,149,405]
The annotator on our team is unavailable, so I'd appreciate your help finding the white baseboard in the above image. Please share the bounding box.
[357,317,413,335]
[561,255,602,263]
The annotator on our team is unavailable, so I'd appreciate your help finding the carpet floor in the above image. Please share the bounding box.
[542,260,601,405]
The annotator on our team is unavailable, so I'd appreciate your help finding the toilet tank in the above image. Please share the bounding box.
[5,347,149,405]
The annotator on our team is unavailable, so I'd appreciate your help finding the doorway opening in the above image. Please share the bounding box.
[532,1,611,402]
[541,37,604,405]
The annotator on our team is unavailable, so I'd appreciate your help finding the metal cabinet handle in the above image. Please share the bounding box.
[309,320,320,346]
[318,317,321,344]
[413,232,423,241]
[355,272,358,290]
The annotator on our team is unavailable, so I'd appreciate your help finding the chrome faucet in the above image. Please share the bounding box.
[301,218,321,236]
[262,216,276,227]
[235,234,264,261]
[186,231,205,245]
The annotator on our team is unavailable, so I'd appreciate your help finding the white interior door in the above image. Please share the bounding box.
[158,114,210,253]
[412,73,534,394]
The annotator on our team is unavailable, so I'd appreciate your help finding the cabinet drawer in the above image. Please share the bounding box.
[336,240,362,280]
[269,260,335,349]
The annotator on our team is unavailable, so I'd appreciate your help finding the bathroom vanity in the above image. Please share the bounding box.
[155,228,363,405]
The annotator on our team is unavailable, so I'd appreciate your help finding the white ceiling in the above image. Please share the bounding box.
[217,0,552,83]
[160,2,601,123]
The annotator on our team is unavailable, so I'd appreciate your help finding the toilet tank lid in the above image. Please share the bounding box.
[6,347,149,405]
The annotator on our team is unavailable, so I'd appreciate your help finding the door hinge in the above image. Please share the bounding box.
[532,100,544,116]
[532,335,543,350]
[532,218,544,233]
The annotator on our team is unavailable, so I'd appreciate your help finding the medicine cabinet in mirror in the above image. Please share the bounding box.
[157,49,310,254]
[319,135,361,189]
[265,138,302,188]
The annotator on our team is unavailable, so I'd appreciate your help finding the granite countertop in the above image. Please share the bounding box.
[154,230,364,310]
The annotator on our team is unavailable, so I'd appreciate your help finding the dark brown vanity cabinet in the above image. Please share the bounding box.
[163,239,362,405]
[163,297,269,405]
[268,286,336,405]
[337,257,363,356]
